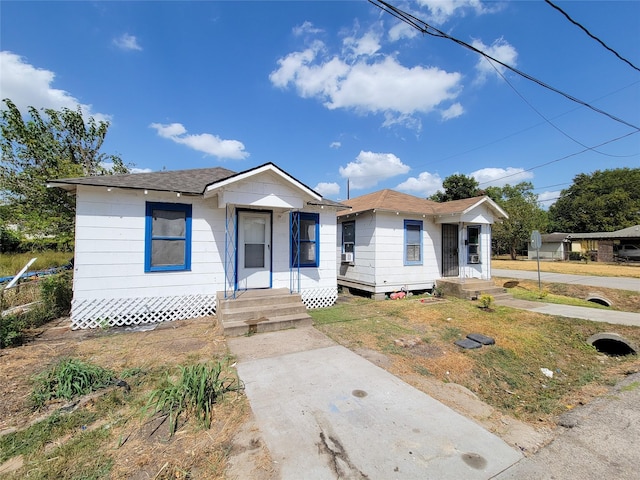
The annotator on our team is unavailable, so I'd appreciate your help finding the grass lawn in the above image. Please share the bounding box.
[310,294,640,427]
[493,258,640,278]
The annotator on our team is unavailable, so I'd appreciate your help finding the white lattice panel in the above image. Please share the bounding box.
[300,287,337,309]
[71,294,217,330]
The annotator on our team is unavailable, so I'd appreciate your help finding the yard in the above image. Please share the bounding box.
[0,259,638,478]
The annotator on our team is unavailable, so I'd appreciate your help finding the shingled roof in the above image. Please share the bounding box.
[338,189,507,219]
[47,167,237,195]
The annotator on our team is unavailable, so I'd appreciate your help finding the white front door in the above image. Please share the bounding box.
[237,211,271,289]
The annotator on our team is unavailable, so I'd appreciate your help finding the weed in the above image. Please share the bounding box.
[146,362,244,436]
[620,381,640,392]
[440,326,462,342]
[31,358,115,408]
[478,294,494,309]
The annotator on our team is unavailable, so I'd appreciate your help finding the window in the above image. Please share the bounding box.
[290,212,319,267]
[342,221,355,255]
[467,225,481,263]
[404,220,422,265]
[145,202,192,272]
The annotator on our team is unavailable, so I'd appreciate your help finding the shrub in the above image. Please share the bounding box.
[31,358,115,408]
[146,362,244,436]
[40,271,73,318]
[479,294,494,309]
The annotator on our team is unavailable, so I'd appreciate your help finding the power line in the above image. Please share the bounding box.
[477,130,640,186]
[368,0,640,131]
[544,0,640,73]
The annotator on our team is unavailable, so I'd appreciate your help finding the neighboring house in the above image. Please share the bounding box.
[527,233,571,261]
[48,163,344,329]
[336,190,508,299]
[531,225,640,262]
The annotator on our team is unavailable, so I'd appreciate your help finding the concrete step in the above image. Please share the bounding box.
[223,313,313,337]
[220,303,307,323]
[217,291,303,312]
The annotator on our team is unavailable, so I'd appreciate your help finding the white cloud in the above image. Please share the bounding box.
[537,190,560,209]
[0,51,110,121]
[440,102,464,120]
[396,171,443,197]
[293,21,323,36]
[270,37,463,129]
[113,33,142,51]
[342,30,382,59]
[416,0,492,25]
[149,122,249,160]
[388,21,418,42]
[314,182,340,198]
[471,37,518,83]
[471,167,533,187]
[330,141,342,149]
[339,151,410,189]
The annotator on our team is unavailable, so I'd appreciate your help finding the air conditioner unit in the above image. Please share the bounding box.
[341,252,354,263]
[469,254,480,264]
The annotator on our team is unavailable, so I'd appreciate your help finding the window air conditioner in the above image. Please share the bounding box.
[341,252,354,263]
[469,254,480,264]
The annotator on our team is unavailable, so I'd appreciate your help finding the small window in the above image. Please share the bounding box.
[342,221,355,255]
[145,202,192,272]
[291,212,319,267]
[404,220,422,265]
[468,225,481,263]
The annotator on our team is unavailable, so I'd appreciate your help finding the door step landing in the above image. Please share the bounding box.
[217,288,312,337]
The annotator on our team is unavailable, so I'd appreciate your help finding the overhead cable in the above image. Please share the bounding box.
[368,0,640,131]
[544,0,640,73]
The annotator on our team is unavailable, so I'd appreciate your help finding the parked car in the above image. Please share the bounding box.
[616,244,640,261]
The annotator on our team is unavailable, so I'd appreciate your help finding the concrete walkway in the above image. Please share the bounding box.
[228,328,522,480]
[492,269,640,326]
[492,269,640,292]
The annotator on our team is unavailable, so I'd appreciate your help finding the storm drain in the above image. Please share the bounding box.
[587,332,638,356]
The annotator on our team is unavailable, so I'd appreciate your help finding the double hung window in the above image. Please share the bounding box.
[145,202,192,272]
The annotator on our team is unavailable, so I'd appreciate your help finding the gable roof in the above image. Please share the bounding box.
[337,189,508,219]
[47,166,237,195]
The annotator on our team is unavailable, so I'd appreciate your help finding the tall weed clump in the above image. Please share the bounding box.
[31,358,115,408]
[147,362,244,436]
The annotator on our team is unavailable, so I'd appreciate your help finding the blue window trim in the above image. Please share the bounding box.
[290,212,319,268]
[404,220,423,266]
[145,202,192,272]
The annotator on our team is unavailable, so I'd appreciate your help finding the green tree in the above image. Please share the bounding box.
[430,173,481,202]
[0,99,127,248]
[548,168,640,233]
[486,182,548,260]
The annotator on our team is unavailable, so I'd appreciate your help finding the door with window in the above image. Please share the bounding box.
[442,224,459,277]
[237,211,271,289]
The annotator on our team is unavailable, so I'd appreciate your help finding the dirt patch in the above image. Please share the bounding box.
[0,316,276,479]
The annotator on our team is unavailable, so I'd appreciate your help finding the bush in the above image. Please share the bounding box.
[568,252,583,261]
[479,294,494,309]
[40,271,73,318]
[0,314,26,348]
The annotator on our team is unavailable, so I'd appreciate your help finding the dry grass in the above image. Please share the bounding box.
[0,317,273,480]
[494,258,640,278]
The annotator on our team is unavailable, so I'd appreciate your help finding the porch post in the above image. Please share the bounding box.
[224,204,237,299]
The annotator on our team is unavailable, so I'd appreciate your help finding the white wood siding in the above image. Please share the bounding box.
[73,186,224,300]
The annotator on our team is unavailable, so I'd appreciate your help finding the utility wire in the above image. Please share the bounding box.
[544,0,640,73]
[368,0,640,131]
[476,130,640,186]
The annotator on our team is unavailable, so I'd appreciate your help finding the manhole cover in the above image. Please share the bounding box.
[352,389,368,398]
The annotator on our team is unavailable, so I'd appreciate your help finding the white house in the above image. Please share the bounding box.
[48,163,344,329]
[336,190,508,299]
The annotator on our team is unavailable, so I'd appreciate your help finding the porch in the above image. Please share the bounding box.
[436,278,507,300]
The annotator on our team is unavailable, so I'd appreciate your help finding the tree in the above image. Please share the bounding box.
[548,168,640,233]
[430,174,481,202]
[0,99,127,248]
[486,182,548,260]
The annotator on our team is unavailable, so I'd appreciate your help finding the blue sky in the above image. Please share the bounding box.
[1,1,638,207]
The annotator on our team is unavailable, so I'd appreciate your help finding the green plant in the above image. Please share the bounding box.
[433,286,444,298]
[478,294,494,309]
[39,271,73,318]
[31,358,115,408]
[146,362,244,436]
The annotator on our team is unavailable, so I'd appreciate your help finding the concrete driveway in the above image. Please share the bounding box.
[228,328,521,480]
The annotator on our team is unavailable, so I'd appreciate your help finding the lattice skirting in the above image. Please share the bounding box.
[71,294,217,330]
[300,287,338,309]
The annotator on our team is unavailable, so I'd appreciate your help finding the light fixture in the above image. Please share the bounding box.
[176,192,181,197]
[144,190,148,195]
[107,188,112,192]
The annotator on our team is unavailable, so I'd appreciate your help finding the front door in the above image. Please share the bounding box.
[237,211,271,289]
[442,224,459,277]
